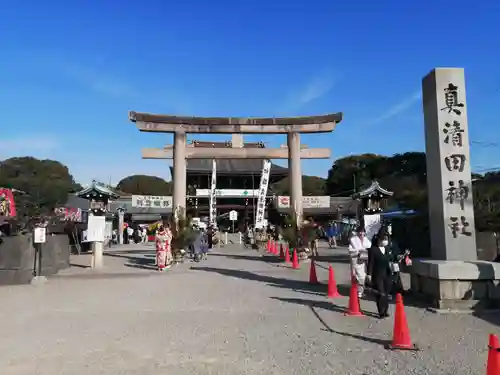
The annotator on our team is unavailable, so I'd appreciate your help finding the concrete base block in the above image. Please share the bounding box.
[410,259,500,310]
[30,276,48,286]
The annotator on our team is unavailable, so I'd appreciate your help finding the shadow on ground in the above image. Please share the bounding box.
[208,253,283,263]
[69,263,90,269]
[190,266,327,296]
[105,251,157,270]
[309,305,390,347]
[271,296,380,319]
[312,254,351,265]
[271,296,390,347]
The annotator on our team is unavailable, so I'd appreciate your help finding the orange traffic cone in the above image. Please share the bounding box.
[344,277,363,316]
[279,244,284,259]
[273,242,278,255]
[487,334,500,375]
[309,260,319,284]
[267,240,271,253]
[327,265,341,298]
[387,293,418,350]
[291,249,299,269]
[284,245,291,263]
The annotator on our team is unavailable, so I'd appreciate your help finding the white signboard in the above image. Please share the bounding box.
[364,214,382,241]
[87,215,106,242]
[209,160,217,225]
[195,189,259,198]
[132,195,172,209]
[255,160,271,229]
[229,210,238,221]
[33,227,47,244]
[277,196,330,209]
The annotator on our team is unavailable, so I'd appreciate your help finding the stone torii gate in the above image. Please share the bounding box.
[129,112,343,225]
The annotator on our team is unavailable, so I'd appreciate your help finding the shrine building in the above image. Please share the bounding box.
[178,139,288,229]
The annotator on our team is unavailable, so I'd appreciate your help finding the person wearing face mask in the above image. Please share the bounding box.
[366,230,393,318]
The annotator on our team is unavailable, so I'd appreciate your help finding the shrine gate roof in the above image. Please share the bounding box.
[130,112,343,134]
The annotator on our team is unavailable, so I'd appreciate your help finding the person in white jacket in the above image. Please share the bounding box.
[348,226,372,298]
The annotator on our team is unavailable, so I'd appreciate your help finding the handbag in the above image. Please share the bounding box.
[390,262,400,273]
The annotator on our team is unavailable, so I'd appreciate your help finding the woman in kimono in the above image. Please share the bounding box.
[155,224,173,271]
[348,226,371,298]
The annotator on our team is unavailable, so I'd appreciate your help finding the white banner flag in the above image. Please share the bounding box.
[255,159,272,229]
[209,160,217,225]
[364,214,382,241]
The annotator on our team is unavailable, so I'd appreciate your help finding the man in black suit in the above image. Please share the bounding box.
[367,230,394,318]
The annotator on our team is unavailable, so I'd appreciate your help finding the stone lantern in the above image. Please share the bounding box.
[76,181,119,268]
[352,180,393,239]
[77,180,119,216]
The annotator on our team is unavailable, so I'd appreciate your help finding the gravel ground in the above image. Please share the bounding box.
[0,242,497,375]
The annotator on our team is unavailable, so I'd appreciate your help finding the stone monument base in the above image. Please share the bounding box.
[411,260,500,311]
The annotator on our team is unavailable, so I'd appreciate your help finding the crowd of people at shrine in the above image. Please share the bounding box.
[117,215,411,318]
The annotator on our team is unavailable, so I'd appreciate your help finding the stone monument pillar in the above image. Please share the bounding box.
[423,67,477,260]
[288,132,303,226]
[411,68,500,310]
[173,132,187,213]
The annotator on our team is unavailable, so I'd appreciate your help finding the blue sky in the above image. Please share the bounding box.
[1,0,499,184]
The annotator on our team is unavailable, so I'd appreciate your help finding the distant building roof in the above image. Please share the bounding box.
[174,140,289,176]
[77,180,120,199]
[183,160,288,176]
[352,181,393,199]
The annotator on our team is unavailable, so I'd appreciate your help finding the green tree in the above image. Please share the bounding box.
[0,157,81,220]
[473,172,500,231]
[326,153,386,196]
[116,175,172,196]
[326,151,500,234]
[271,175,326,196]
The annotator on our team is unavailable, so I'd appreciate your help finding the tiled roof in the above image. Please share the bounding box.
[76,181,120,199]
[183,159,288,175]
[352,181,393,198]
[182,141,288,175]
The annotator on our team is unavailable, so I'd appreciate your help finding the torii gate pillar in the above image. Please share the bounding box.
[288,132,303,225]
[173,132,187,213]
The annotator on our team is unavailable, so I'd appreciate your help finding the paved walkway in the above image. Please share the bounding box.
[0,242,497,374]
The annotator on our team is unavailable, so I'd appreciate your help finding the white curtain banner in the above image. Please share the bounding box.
[255,159,272,229]
[209,160,217,225]
[364,214,382,241]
